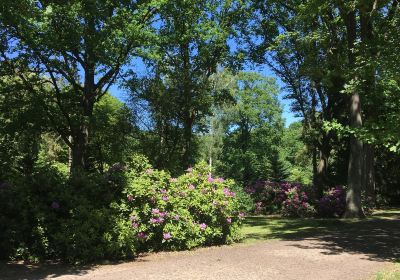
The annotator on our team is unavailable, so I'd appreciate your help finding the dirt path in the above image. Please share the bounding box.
[2,215,399,280]
[0,239,394,280]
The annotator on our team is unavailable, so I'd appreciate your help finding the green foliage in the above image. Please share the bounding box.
[0,155,245,263]
[119,159,245,250]
[206,72,286,184]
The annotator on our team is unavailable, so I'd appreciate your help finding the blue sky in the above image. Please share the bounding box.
[108,62,300,127]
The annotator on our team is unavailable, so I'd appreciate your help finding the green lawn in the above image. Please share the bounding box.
[375,262,400,280]
[240,208,400,244]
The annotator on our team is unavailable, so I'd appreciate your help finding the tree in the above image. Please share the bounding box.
[244,0,400,217]
[218,72,285,184]
[128,0,236,171]
[0,0,160,173]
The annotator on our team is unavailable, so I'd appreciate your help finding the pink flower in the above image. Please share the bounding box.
[51,201,60,209]
[150,217,164,224]
[199,223,207,230]
[137,232,147,239]
[223,188,235,197]
[159,211,168,217]
[160,189,167,194]
[146,168,153,174]
[162,195,169,201]
[152,208,160,215]
[217,178,225,183]
[129,215,138,221]
[207,176,214,183]
[163,232,172,240]
[174,214,180,221]
[127,195,134,202]
[131,222,139,228]
[188,184,195,190]
[238,212,245,219]
[186,167,193,173]
[226,218,232,224]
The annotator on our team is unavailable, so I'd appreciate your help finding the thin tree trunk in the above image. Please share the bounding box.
[315,136,331,199]
[364,144,376,203]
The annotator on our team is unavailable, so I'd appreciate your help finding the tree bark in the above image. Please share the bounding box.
[314,134,331,199]
[342,8,365,218]
[344,93,365,218]
[363,144,376,203]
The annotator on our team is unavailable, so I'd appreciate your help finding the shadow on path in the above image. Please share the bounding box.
[0,262,92,280]
[243,210,400,262]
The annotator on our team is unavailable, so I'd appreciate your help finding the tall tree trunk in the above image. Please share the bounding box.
[181,40,194,168]
[344,92,365,218]
[342,8,365,218]
[70,65,95,174]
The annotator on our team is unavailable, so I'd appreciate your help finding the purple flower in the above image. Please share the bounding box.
[174,214,180,221]
[207,176,214,183]
[152,208,160,215]
[216,178,225,183]
[188,184,195,190]
[199,223,207,230]
[150,217,164,224]
[127,195,134,201]
[131,222,139,228]
[159,211,168,217]
[51,202,60,209]
[162,195,169,201]
[160,189,167,194]
[163,232,172,240]
[137,232,147,239]
[226,217,232,224]
[146,168,153,174]
[238,212,245,219]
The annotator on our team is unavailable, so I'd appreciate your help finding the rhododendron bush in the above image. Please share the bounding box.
[245,181,316,217]
[0,155,245,263]
[116,157,245,252]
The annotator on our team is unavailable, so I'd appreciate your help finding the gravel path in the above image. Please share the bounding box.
[1,239,394,280]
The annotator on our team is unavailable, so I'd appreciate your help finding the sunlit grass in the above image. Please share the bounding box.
[240,208,400,244]
[375,262,400,280]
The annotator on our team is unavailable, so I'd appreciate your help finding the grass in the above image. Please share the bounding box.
[375,262,400,280]
[240,208,400,244]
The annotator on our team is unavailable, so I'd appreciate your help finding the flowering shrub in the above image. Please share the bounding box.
[245,181,315,217]
[117,158,245,252]
[316,186,346,218]
[0,155,245,263]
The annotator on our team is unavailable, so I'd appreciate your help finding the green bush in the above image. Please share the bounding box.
[119,159,245,251]
[0,155,245,263]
